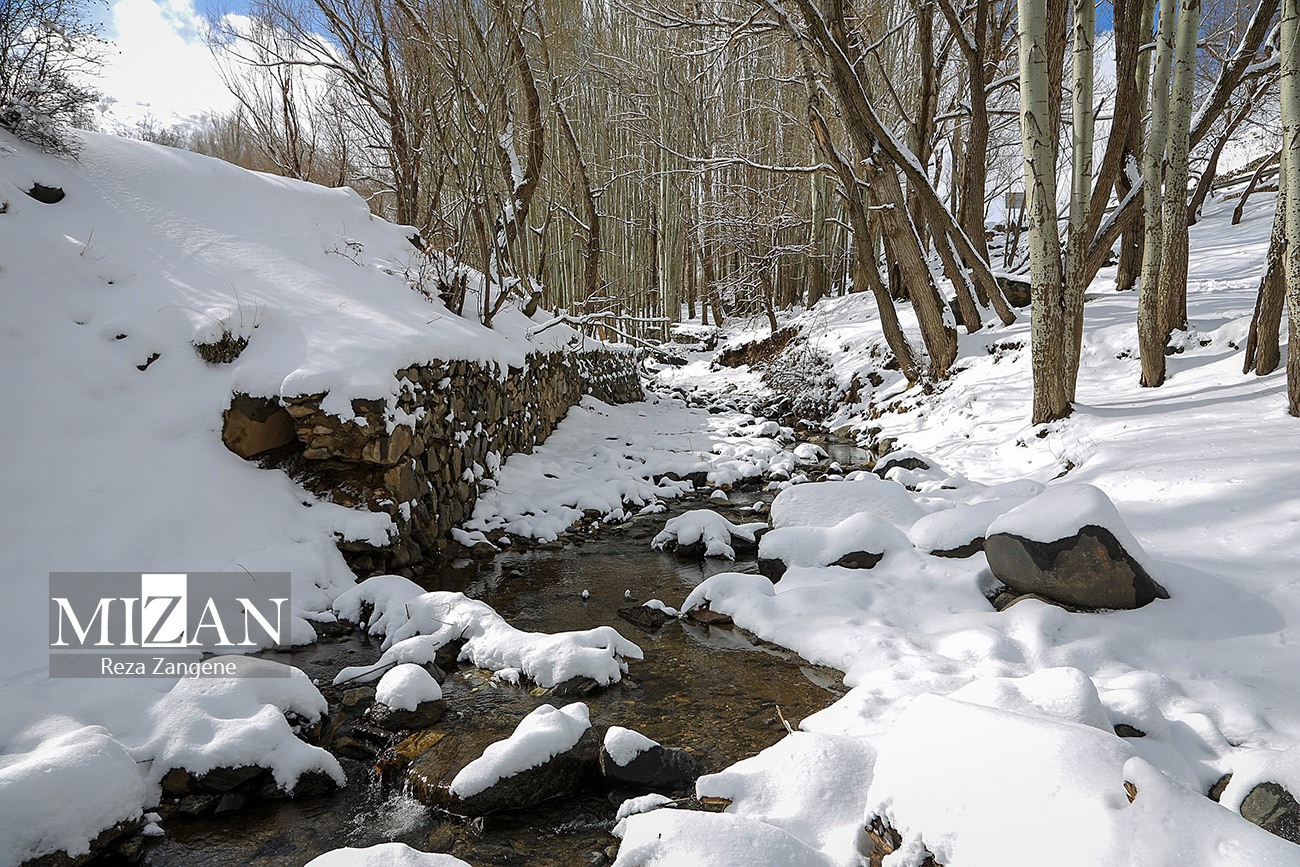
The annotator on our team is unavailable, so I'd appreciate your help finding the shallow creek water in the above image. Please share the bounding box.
[135,489,849,867]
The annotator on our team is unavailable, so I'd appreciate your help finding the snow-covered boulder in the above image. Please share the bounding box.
[768,478,923,531]
[442,702,597,816]
[1219,743,1300,844]
[907,485,1042,558]
[651,510,767,560]
[984,484,1169,610]
[599,726,698,792]
[863,694,1300,865]
[0,727,145,866]
[370,664,446,731]
[305,843,471,866]
[757,513,910,580]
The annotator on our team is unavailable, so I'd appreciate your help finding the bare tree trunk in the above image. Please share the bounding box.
[1019,0,1072,422]
[1139,0,1178,387]
[1063,0,1096,401]
[1155,0,1201,340]
[1244,181,1287,375]
[1234,151,1281,224]
[1282,0,1300,414]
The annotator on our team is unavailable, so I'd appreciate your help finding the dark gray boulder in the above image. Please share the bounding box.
[1240,781,1300,844]
[984,525,1169,610]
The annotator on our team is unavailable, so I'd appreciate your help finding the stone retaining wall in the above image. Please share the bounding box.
[225,348,641,576]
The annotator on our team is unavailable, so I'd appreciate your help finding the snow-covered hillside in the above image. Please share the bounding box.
[0,129,580,864]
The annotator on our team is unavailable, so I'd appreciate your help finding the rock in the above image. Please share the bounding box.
[862,816,942,867]
[757,513,907,580]
[1114,723,1146,738]
[222,394,297,459]
[984,485,1169,611]
[1240,781,1300,844]
[1208,772,1232,802]
[342,686,377,707]
[160,764,265,797]
[551,676,602,697]
[685,604,732,625]
[440,728,600,816]
[599,742,697,792]
[22,819,141,867]
[369,697,447,731]
[984,527,1168,610]
[618,605,672,631]
[26,183,65,204]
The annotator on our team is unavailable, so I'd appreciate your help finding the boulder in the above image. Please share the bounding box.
[651,510,766,560]
[222,394,297,459]
[757,513,908,581]
[618,605,673,631]
[769,478,923,531]
[404,703,599,816]
[599,726,697,792]
[1240,782,1300,844]
[369,698,447,731]
[984,484,1168,610]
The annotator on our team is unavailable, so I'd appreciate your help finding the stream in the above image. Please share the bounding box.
[133,443,871,867]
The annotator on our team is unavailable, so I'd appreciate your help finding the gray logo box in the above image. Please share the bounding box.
[48,572,292,678]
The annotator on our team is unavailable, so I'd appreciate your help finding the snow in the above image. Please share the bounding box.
[613,810,836,867]
[987,483,1161,577]
[604,726,659,767]
[0,128,590,861]
[375,663,442,712]
[449,702,591,799]
[757,513,910,570]
[465,397,791,542]
[0,727,145,865]
[630,192,1300,865]
[304,843,472,867]
[615,793,676,822]
[768,478,924,530]
[907,487,1039,553]
[864,695,1299,866]
[651,510,767,560]
[332,577,642,688]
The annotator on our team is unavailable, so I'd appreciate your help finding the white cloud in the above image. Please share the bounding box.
[95,0,237,132]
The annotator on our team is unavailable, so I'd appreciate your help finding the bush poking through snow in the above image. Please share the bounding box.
[651,510,767,560]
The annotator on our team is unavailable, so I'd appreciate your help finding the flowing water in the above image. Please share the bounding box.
[135,491,847,867]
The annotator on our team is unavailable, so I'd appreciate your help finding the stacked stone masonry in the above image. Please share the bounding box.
[249,348,641,576]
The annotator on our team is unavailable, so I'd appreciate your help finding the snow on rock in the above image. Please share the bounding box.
[945,667,1113,732]
[615,793,676,823]
[0,726,145,865]
[604,726,659,767]
[768,478,924,531]
[694,732,876,864]
[375,663,442,712]
[865,694,1299,866]
[793,442,828,464]
[449,702,591,799]
[757,512,910,580]
[651,510,767,560]
[305,843,471,866]
[907,490,1038,557]
[141,657,343,795]
[613,810,836,867]
[985,483,1170,610]
[333,578,642,688]
[986,483,1157,569]
[1219,742,1300,820]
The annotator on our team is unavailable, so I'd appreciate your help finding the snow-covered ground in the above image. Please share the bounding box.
[0,129,584,864]
[607,193,1300,864]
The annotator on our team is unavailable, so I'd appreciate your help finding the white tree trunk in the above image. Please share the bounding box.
[1019,0,1071,422]
[1155,0,1201,339]
[1064,0,1095,400]
[1281,0,1300,415]
[1138,0,1178,387]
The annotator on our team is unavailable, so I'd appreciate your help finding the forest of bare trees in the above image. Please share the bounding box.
[108,0,1300,421]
